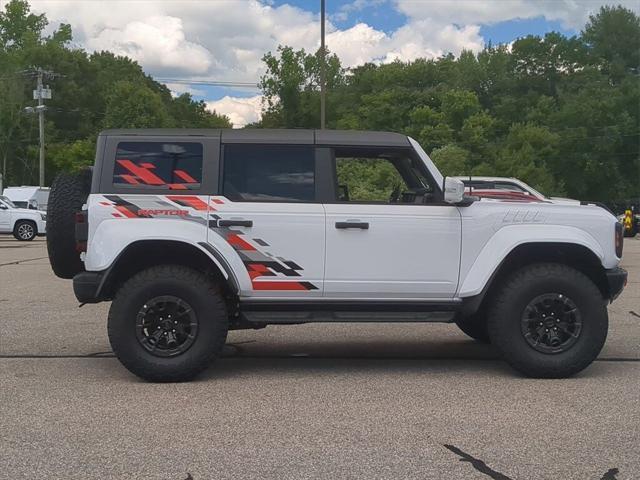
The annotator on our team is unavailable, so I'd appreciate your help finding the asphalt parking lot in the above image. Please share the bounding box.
[1,236,638,480]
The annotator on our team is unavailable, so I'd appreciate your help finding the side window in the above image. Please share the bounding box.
[113,142,203,190]
[334,148,434,204]
[223,145,315,202]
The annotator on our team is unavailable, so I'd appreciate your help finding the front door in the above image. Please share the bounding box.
[214,143,325,297]
[323,146,461,299]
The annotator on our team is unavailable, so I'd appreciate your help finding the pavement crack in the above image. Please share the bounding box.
[0,256,47,267]
[600,468,620,480]
[443,444,513,480]
[630,311,640,319]
[0,354,115,359]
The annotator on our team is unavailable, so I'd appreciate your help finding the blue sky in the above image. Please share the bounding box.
[191,1,582,104]
[274,0,579,42]
[25,0,637,125]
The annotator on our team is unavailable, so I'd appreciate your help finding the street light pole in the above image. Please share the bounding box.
[320,0,326,129]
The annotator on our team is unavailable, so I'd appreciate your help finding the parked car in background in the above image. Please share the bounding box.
[467,189,546,203]
[454,176,580,205]
[0,195,47,241]
[2,186,50,211]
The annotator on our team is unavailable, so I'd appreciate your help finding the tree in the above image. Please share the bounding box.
[430,145,471,176]
[583,6,640,78]
[103,81,172,129]
[0,0,46,50]
[260,45,343,128]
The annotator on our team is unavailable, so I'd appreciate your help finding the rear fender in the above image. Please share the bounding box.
[84,219,241,290]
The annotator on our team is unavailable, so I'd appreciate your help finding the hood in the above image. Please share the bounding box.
[12,207,46,216]
[548,196,581,205]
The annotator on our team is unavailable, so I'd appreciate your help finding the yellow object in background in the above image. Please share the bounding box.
[624,209,633,230]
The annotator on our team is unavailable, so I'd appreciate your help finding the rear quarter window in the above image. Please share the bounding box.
[222,144,315,202]
[113,142,203,190]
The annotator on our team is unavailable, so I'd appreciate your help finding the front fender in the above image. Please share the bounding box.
[458,224,605,297]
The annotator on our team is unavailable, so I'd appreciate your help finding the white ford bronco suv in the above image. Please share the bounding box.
[46,129,627,382]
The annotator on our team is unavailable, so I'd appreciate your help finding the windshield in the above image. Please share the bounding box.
[0,195,16,208]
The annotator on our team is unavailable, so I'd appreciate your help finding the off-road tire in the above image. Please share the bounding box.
[488,263,608,378]
[13,220,37,241]
[455,313,490,343]
[108,265,228,382]
[46,167,92,279]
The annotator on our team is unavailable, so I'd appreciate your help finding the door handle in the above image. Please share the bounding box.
[218,219,253,227]
[335,221,369,229]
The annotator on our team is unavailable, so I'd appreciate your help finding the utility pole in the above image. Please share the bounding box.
[320,0,326,129]
[36,69,45,187]
[24,68,53,187]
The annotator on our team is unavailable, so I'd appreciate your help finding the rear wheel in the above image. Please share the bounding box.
[455,313,490,343]
[13,220,36,241]
[108,265,228,382]
[488,263,608,378]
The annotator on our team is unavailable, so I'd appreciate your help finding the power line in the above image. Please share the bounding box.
[155,78,259,88]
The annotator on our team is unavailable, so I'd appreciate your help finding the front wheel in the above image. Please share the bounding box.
[488,263,608,378]
[108,265,228,382]
[13,220,36,241]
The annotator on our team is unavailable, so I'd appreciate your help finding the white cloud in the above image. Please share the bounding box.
[206,95,263,128]
[85,15,212,76]
[21,0,640,127]
[395,0,640,31]
[26,0,489,82]
[165,83,206,98]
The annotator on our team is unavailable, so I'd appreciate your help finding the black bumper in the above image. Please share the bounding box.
[73,271,105,303]
[606,267,627,301]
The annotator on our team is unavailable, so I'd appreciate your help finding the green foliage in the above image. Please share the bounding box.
[0,0,230,186]
[583,5,640,78]
[48,138,95,171]
[1,0,638,204]
[104,81,172,129]
[257,5,640,201]
[430,145,471,177]
[336,158,404,202]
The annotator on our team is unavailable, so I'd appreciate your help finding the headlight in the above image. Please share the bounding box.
[40,213,46,221]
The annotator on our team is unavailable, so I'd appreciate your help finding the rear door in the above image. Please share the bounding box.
[322,146,461,299]
[213,143,325,297]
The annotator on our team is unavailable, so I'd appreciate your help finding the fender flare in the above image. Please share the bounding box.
[458,224,605,298]
[93,239,239,300]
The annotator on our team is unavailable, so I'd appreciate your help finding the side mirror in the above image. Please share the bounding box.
[443,177,465,204]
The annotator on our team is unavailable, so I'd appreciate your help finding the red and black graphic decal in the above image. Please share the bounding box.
[116,160,197,190]
[211,215,318,291]
[166,195,209,211]
[101,194,317,291]
[103,195,144,218]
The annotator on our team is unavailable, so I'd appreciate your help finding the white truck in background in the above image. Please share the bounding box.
[2,186,50,211]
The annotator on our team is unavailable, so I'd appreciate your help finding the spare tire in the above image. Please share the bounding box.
[47,167,92,279]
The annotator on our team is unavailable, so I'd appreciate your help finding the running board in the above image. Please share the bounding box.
[239,299,461,324]
[242,311,456,324]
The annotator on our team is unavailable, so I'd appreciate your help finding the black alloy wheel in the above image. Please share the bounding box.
[520,293,582,354]
[135,295,198,357]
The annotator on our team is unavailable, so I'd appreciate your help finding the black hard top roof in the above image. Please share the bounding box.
[98,129,410,147]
